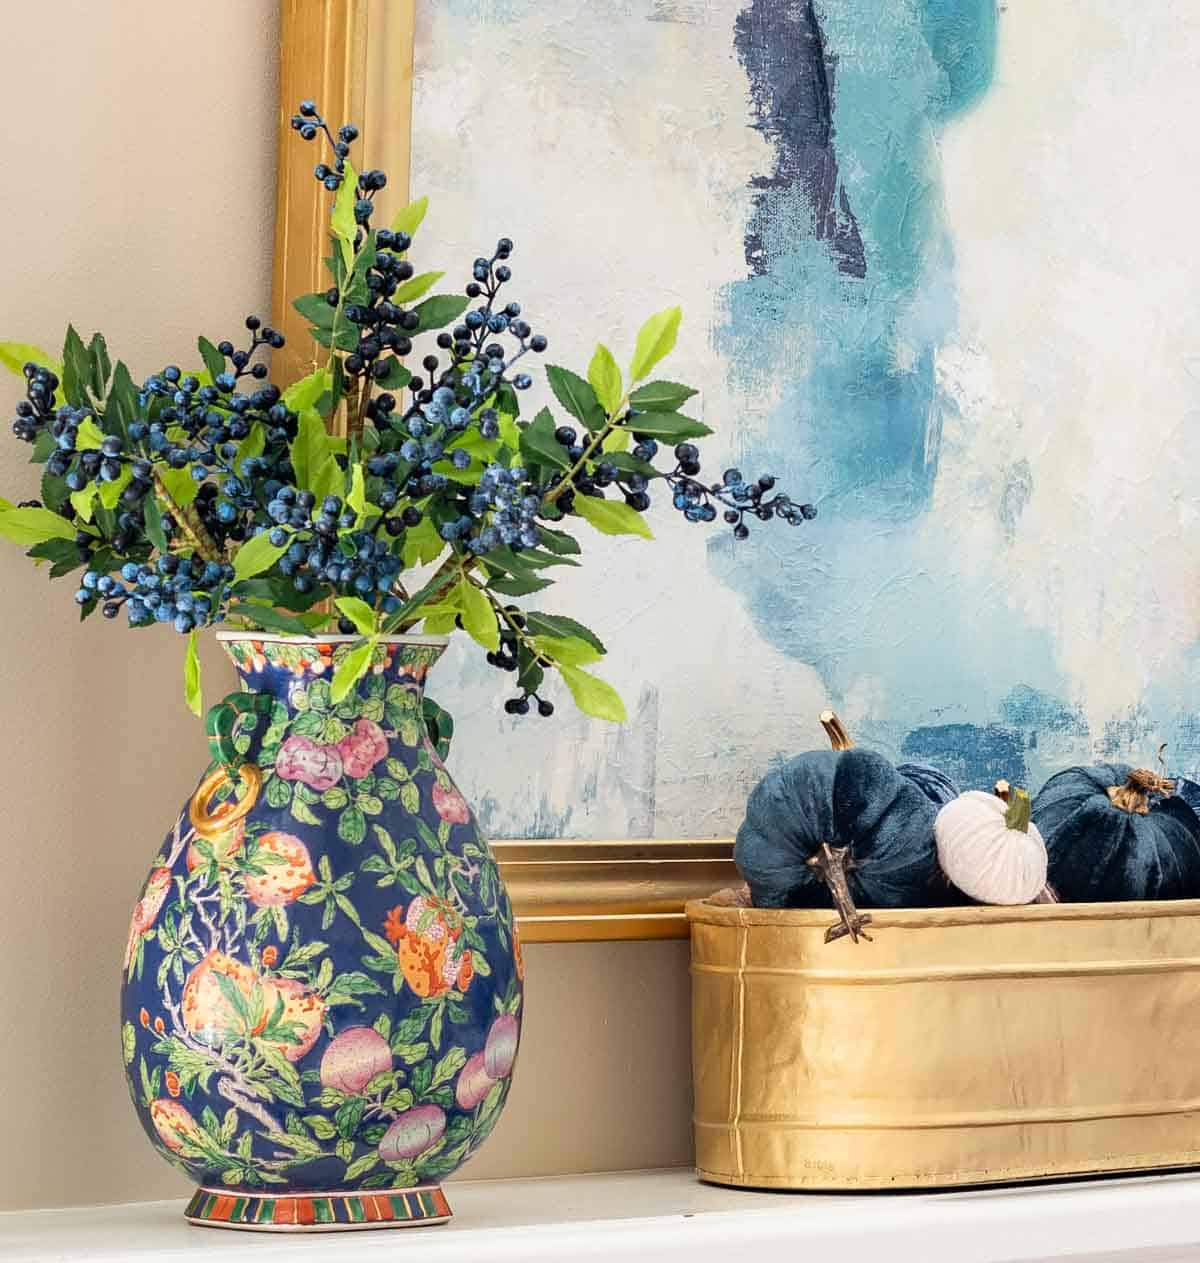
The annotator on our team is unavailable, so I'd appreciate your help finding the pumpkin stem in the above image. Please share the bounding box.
[820,710,854,752]
[993,779,1012,803]
[1107,768,1175,816]
[1004,787,1032,833]
[807,843,873,945]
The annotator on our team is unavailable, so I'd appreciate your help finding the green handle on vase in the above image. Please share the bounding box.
[206,690,275,771]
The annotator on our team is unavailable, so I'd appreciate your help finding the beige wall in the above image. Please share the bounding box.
[0,0,692,1211]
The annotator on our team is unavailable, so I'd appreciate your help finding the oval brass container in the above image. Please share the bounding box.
[687,897,1200,1189]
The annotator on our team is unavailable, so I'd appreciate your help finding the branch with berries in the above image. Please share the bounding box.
[0,98,817,726]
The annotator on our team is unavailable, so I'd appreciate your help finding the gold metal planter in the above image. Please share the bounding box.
[687,897,1200,1190]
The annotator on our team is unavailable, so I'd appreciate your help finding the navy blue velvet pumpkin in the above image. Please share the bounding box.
[1032,763,1200,901]
[896,761,960,807]
[735,747,942,910]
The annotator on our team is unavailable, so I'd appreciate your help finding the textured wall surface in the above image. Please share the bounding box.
[412,0,1200,833]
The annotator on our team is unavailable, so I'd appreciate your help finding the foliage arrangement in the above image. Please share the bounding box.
[0,100,814,722]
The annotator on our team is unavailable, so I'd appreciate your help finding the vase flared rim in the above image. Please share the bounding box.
[215,632,449,648]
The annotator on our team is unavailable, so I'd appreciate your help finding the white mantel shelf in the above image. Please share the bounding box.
[3,1167,1200,1263]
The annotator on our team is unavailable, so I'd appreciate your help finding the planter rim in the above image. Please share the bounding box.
[685,895,1200,930]
[215,632,450,648]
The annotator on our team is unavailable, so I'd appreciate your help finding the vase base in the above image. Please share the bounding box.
[184,1184,451,1232]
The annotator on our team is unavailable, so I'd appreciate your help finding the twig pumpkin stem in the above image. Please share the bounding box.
[820,710,854,752]
[1107,768,1175,816]
[807,843,872,944]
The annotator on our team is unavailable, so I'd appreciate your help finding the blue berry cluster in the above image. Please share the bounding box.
[666,450,816,538]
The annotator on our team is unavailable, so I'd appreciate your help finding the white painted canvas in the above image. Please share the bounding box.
[410,0,1200,839]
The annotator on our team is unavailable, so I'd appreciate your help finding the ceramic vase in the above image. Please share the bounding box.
[119,635,523,1232]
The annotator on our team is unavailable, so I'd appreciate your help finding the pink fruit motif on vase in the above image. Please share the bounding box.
[150,1100,204,1153]
[242,832,316,907]
[337,718,388,778]
[378,1104,446,1161]
[275,734,343,791]
[484,1013,520,1080]
[124,867,173,969]
[455,1052,494,1109]
[320,1027,393,1095]
[431,782,471,824]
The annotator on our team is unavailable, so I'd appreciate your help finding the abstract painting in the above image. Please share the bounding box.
[410,1,1200,839]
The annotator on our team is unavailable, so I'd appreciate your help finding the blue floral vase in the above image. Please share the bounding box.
[119,635,523,1232]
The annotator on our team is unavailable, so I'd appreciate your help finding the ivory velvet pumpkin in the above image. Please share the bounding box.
[935,787,1048,905]
[1032,763,1200,902]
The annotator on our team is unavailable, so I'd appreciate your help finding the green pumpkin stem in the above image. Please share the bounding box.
[1004,788,1032,833]
[1107,768,1175,816]
[820,710,854,752]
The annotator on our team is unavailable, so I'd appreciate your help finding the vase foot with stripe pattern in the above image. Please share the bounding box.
[184,1185,451,1231]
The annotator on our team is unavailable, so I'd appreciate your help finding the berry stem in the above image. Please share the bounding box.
[541,393,631,508]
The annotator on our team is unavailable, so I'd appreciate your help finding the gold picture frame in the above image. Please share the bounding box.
[271,0,736,941]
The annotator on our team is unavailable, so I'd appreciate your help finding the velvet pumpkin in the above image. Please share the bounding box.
[1032,763,1200,902]
[820,711,960,806]
[735,716,942,939]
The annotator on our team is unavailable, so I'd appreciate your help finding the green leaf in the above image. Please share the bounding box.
[197,336,226,382]
[346,464,366,519]
[391,195,429,240]
[143,495,167,554]
[625,411,712,441]
[519,407,570,471]
[184,629,202,717]
[429,1046,467,1090]
[231,531,289,583]
[233,423,266,477]
[104,362,138,443]
[98,464,133,510]
[226,603,315,636]
[525,612,605,653]
[69,484,97,523]
[156,465,201,508]
[331,160,360,270]
[457,577,498,651]
[74,417,106,451]
[62,326,91,405]
[545,366,605,431]
[332,637,377,704]
[558,664,627,723]
[338,804,367,846]
[588,344,623,415]
[629,380,698,412]
[282,368,331,415]
[334,596,377,637]
[413,295,470,334]
[290,409,338,495]
[537,526,581,557]
[391,271,444,304]
[373,358,412,390]
[87,333,111,396]
[531,634,602,667]
[402,515,444,568]
[572,494,653,540]
[628,306,682,383]
[0,341,59,378]
[486,574,553,597]
[292,293,335,329]
[0,506,77,546]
